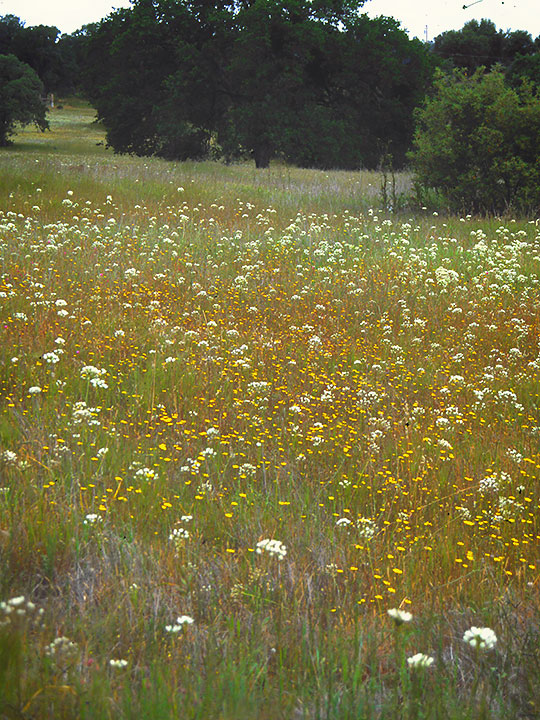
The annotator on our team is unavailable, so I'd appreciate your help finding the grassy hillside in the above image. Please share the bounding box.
[1,103,539,719]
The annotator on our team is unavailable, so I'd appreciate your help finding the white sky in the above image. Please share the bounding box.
[365,0,540,42]
[1,0,539,40]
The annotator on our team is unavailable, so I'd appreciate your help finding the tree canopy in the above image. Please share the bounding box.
[0,14,87,94]
[0,53,48,145]
[431,19,539,74]
[84,0,434,168]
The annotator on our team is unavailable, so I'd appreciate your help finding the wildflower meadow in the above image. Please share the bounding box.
[0,102,539,719]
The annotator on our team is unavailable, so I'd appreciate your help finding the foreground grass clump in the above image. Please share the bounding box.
[0,103,539,719]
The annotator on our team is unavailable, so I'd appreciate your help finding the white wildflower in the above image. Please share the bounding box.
[3,450,17,464]
[407,653,434,668]
[387,608,413,625]
[42,351,60,364]
[165,615,194,632]
[256,538,287,560]
[463,626,497,650]
[169,527,189,540]
[45,636,79,660]
[435,267,459,287]
[90,377,108,389]
[81,365,106,380]
[308,335,323,351]
[238,463,256,478]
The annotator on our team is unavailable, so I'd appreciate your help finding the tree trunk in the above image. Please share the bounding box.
[253,144,271,168]
[0,118,11,146]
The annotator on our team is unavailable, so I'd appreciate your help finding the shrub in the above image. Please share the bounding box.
[409,68,540,215]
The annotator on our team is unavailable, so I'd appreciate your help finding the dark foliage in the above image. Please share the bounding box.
[431,19,538,74]
[0,14,87,95]
[83,0,435,168]
[0,53,48,145]
[506,52,540,92]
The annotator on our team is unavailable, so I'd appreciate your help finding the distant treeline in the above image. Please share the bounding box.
[0,13,90,95]
[1,5,539,168]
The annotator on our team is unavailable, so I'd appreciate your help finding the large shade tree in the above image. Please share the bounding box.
[0,53,48,145]
[84,0,434,168]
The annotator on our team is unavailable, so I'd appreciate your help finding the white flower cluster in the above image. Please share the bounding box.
[45,636,79,661]
[247,381,269,396]
[479,471,511,494]
[43,351,61,365]
[72,401,101,426]
[238,463,256,478]
[169,527,189,541]
[387,608,413,625]
[134,466,158,482]
[506,448,523,464]
[435,266,460,287]
[256,538,287,560]
[320,387,335,403]
[169,516,193,553]
[165,615,195,632]
[463,626,497,650]
[234,274,248,288]
[2,450,17,464]
[479,475,499,492]
[407,653,434,669]
[356,517,377,539]
[110,658,128,668]
[180,457,201,475]
[83,513,102,525]
[308,334,323,351]
[81,365,108,389]
[357,387,383,410]
[0,595,44,628]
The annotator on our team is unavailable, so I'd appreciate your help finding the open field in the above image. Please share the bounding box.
[1,103,540,719]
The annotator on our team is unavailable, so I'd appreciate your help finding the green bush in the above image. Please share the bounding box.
[409,68,540,215]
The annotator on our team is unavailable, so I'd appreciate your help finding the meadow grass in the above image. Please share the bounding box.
[0,102,539,719]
